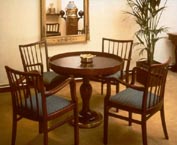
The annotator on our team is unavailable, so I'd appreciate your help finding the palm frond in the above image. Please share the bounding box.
[126,0,168,64]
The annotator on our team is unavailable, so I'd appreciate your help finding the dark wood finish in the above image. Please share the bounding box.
[49,51,123,128]
[168,33,177,72]
[46,23,61,37]
[19,40,67,91]
[5,66,79,145]
[66,17,79,35]
[104,59,170,145]
[92,38,133,94]
[136,60,161,85]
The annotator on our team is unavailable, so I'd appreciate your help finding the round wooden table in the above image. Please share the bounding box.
[49,51,123,128]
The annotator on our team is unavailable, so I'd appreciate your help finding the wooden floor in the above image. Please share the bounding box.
[0,70,177,145]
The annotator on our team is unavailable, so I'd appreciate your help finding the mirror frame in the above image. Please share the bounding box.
[40,0,90,45]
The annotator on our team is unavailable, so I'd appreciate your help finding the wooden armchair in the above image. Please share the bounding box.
[19,40,67,91]
[5,66,79,145]
[92,38,133,94]
[103,59,170,145]
[46,23,61,36]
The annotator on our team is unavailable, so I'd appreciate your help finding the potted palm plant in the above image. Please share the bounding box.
[126,0,168,84]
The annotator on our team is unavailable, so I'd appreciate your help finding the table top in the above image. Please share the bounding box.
[49,51,123,77]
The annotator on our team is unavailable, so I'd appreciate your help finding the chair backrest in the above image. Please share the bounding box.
[5,66,46,120]
[19,40,49,74]
[46,23,60,35]
[142,60,169,110]
[102,38,133,73]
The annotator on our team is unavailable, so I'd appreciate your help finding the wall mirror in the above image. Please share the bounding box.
[41,0,89,45]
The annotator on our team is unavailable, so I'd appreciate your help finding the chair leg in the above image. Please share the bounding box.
[74,107,79,145]
[115,108,119,112]
[101,82,104,95]
[160,107,169,139]
[11,116,17,145]
[128,112,132,126]
[141,117,148,145]
[103,106,109,145]
[116,83,120,93]
[43,122,48,145]
[43,132,48,145]
[39,121,43,133]
[115,83,120,112]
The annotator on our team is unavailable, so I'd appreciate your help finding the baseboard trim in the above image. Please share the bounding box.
[0,84,10,93]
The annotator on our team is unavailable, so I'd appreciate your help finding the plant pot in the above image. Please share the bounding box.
[136,60,161,85]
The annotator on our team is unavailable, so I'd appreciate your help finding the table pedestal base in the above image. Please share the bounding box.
[78,111,102,128]
[77,77,103,128]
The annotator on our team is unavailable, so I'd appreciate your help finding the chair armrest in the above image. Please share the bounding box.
[119,67,146,91]
[45,77,73,96]
[128,84,145,91]
[106,76,145,91]
[130,66,148,84]
[104,67,145,92]
[44,77,77,102]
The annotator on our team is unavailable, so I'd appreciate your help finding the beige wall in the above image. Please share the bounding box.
[0,0,177,84]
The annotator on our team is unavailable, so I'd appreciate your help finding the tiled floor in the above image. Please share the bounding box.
[0,71,177,145]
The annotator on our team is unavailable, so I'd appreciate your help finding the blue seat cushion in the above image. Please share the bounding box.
[110,88,157,109]
[105,71,121,79]
[43,71,66,85]
[24,94,71,116]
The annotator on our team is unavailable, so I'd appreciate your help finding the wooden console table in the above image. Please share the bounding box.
[168,33,177,72]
